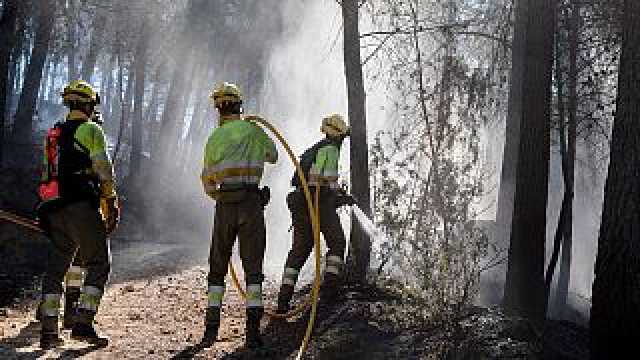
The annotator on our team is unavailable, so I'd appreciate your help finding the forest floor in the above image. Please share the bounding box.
[0,241,589,359]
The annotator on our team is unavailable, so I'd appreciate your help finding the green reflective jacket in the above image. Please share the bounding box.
[309,142,340,188]
[201,117,278,196]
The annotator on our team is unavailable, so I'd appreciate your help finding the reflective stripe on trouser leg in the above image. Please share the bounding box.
[281,267,300,287]
[325,255,343,275]
[41,294,62,317]
[208,285,225,308]
[65,266,86,288]
[78,285,103,312]
[246,284,263,308]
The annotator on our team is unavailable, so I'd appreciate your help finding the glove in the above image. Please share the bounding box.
[259,186,271,207]
[335,194,356,208]
[100,197,120,234]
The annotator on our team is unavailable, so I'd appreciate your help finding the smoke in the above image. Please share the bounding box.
[479,120,607,318]
[259,0,349,277]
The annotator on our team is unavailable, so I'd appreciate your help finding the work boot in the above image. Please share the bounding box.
[276,285,294,315]
[63,288,80,329]
[71,309,109,347]
[40,316,64,349]
[320,273,341,299]
[201,307,221,347]
[245,307,264,349]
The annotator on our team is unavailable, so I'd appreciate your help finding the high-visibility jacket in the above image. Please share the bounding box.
[291,138,341,189]
[40,110,116,201]
[201,117,277,196]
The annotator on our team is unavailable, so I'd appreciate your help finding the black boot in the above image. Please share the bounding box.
[245,307,264,349]
[320,273,341,299]
[276,285,294,315]
[71,308,109,347]
[63,288,80,329]
[201,307,220,347]
[40,316,64,349]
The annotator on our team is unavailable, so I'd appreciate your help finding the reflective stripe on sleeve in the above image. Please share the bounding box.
[208,285,225,308]
[246,284,263,308]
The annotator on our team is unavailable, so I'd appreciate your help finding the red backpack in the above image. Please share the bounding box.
[38,126,62,202]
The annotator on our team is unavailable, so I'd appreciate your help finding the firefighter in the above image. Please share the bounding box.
[276,114,355,314]
[200,82,278,348]
[37,80,119,349]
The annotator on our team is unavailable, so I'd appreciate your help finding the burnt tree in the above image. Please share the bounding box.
[12,0,56,149]
[590,0,640,356]
[502,0,555,326]
[342,0,372,283]
[130,22,150,186]
[0,0,20,166]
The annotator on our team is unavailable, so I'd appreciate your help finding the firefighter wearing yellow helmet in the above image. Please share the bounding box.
[200,82,278,348]
[276,114,354,314]
[37,80,118,349]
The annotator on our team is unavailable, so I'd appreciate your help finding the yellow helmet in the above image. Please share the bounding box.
[321,114,350,137]
[210,82,243,107]
[61,80,100,105]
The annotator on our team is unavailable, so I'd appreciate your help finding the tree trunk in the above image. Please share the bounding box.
[129,23,149,187]
[11,0,56,148]
[47,55,59,104]
[155,0,206,173]
[103,52,115,124]
[0,0,20,166]
[342,0,372,283]
[545,23,568,306]
[554,0,579,319]
[590,0,640,356]
[66,0,78,82]
[81,9,108,82]
[38,57,51,111]
[502,0,555,327]
[495,0,529,261]
[113,58,134,166]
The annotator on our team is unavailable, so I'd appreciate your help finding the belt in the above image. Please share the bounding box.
[219,184,260,192]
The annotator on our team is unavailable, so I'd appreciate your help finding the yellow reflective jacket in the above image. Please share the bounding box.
[201,117,277,197]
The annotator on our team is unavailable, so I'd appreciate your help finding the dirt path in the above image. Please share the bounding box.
[0,266,299,359]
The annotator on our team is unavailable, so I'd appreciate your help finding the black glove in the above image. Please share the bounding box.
[335,194,356,208]
[260,186,271,207]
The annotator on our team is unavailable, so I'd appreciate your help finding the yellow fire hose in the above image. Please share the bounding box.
[226,115,322,359]
[0,209,44,234]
